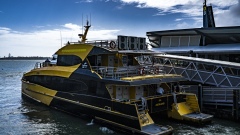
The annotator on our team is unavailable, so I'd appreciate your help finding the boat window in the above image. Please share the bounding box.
[26,75,88,94]
[52,54,58,60]
[87,56,97,66]
[127,55,133,66]
[122,55,128,67]
[57,55,82,66]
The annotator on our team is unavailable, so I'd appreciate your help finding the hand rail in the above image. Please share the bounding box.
[91,65,166,79]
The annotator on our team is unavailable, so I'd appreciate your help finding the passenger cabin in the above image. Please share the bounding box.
[38,35,185,103]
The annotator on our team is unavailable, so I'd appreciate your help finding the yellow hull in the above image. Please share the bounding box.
[22,80,57,106]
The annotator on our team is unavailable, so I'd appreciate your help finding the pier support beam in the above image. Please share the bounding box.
[233,89,239,121]
[170,83,174,93]
[198,84,203,111]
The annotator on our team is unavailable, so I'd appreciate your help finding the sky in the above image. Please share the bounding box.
[0,0,240,57]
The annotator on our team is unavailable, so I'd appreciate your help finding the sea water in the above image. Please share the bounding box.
[0,60,239,135]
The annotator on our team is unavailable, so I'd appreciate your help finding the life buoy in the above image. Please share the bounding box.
[109,41,116,49]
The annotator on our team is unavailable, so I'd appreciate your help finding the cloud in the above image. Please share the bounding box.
[175,18,183,22]
[0,24,120,57]
[214,0,240,26]
[120,0,239,27]
[75,0,93,3]
[229,0,240,17]
[0,27,11,34]
[120,0,238,14]
[63,23,81,31]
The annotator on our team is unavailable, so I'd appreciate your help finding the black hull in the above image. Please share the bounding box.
[21,88,173,135]
[49,96,141,130]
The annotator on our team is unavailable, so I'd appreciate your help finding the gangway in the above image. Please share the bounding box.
[154,54,240,87]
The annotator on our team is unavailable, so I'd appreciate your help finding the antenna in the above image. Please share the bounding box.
[60,31,62,47]
[78,14,91,43]
[90,13,92,26]
[82,14,83,36]
[203,0,207,6]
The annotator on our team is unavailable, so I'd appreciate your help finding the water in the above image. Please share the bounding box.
[0,60,239,135]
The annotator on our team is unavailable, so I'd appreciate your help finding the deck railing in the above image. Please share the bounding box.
[184,86,240,107]
[91,65,165,79]
[70,40,118,50]
[34,62,42,69]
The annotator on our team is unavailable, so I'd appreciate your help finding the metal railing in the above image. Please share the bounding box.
[202,87,234,104]
[69,40,118,50]
[184,86,240,106]
[91,65,165,79]
[154,54,240,87]
[34,62,42,69]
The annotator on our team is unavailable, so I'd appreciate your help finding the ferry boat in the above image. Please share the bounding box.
[22,21,212,134]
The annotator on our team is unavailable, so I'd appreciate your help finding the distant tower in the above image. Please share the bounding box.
[8,53,11,58]
[203,0,215,28]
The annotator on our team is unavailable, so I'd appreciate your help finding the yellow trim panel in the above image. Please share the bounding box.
[22,81,57,105]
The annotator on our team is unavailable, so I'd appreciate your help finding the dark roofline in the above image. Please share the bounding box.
[147,26,240,36]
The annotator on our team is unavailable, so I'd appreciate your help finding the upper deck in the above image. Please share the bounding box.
[33,35,185,85]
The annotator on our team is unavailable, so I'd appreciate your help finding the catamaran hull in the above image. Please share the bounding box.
[21,80,173,135]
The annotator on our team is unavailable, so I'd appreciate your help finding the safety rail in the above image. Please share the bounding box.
[34,62,42,69]
[202,87,240,106]
[69,40,118,50]
[203,87,234,103]
[184,85,240,107]
[91,65,165,79]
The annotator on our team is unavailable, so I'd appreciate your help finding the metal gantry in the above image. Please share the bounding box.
[154,54,240,87]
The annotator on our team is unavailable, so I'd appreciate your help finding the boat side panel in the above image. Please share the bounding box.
[22,81,57,106]
[22,81,141,130]
[69,69,111,99]
[52,92,138,116]
[49,96,141,130]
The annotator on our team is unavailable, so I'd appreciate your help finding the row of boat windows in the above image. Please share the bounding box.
[25,75,110,98]
[26,75,88,93]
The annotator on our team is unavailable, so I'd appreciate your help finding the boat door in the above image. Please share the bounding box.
[97,56,102,66]
[108,55,114,67]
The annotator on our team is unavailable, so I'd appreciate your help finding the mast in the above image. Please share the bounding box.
[203,0,215,28]
[78,20,91,43]
[203,0,208,28]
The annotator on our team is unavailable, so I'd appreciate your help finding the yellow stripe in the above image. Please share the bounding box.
[62,49,87,53]
[24,66,79,78]
[22,80,57,105]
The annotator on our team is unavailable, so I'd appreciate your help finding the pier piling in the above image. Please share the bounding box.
[233,89,239,121]
[198,84,203,111]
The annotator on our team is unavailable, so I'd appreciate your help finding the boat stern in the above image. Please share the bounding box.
[168,93,213,124]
